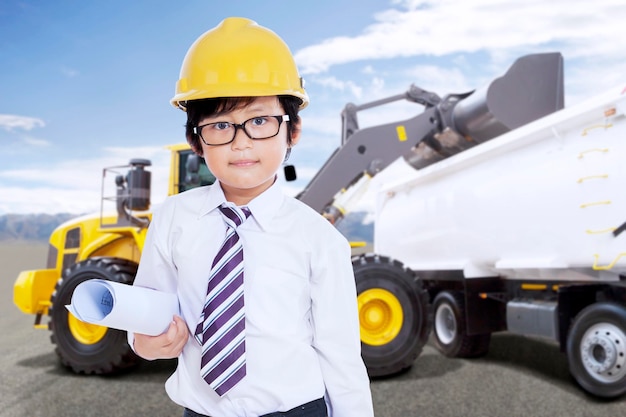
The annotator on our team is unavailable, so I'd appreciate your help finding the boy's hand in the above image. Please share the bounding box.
[133,315,189,360]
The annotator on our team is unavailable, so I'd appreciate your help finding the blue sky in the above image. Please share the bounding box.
[1,0,625,215]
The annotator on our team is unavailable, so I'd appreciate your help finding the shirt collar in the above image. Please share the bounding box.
[197,179,284,231]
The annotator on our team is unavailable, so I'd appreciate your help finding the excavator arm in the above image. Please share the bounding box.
[297,104,439,216]
[296,52,564,222]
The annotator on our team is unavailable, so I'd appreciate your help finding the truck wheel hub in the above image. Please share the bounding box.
[580,323,626,382]
[435,304,457,344]
[357,288,403,346]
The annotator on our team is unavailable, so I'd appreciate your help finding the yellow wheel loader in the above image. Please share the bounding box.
[13,144,214,374]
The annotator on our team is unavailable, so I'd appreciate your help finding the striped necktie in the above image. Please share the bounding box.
[195,203,251,396]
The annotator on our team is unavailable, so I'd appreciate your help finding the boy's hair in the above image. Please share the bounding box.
[185,96,302,156]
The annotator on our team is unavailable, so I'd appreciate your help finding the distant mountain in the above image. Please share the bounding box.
[0,211,373,243]
[0,213,78,242]
[335,211,373,243]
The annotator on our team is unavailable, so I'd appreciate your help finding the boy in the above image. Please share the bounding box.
[130,17,374,417]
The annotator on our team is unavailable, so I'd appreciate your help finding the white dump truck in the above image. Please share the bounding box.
[297,52,626,398]
[375,82,626,399]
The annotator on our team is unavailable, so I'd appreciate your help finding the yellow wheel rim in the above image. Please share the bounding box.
[68,313,107,345]
[358,288,403,346]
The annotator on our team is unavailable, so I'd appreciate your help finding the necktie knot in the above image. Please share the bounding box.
[219,204,251,229]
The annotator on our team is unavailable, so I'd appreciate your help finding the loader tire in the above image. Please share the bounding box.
[353,254,431,377]
[566,302,626,398]
[49,257,139,375]
[432,290,491,358]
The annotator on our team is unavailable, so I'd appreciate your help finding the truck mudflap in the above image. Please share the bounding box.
[14,269,59,324]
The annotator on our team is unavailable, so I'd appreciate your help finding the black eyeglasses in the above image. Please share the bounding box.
[194,115,290,146]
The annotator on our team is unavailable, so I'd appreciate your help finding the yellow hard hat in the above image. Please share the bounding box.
[171,17,309,110]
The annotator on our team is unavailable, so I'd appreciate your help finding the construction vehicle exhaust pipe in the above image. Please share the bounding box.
[123,159,152,212]
[100,159,152,228]
[117,159,151,227]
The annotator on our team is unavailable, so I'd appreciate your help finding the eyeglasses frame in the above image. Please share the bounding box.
[194,114,290,146]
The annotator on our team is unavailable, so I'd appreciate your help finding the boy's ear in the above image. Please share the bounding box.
[290,118,302,146]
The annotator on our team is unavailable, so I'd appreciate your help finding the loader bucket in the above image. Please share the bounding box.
[452,52,565,143]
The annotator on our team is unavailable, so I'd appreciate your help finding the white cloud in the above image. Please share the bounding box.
[0,146,171,215]
[0,185,102,215]
[294,0,626,90]
[300,113,343,138]
[22,136,51,147]
[402,65,470,94]
[362,65,375,75]
[0,114,45,131]
[312,75,363,98]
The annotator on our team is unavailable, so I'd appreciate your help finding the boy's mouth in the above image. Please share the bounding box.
[230,159,258,167]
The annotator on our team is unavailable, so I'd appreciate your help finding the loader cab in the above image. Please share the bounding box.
[168,143,216,195]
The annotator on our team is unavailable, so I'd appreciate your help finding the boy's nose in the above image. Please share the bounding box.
[231,127,253,149]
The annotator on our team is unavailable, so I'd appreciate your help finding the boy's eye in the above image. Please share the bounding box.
[249,117,268,127]
[213,122,232,131]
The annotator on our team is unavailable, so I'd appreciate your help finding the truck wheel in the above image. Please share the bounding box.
[432,291,490,358]
[353,254,431,377]
[566,302,626,398]
[49,257,139,374]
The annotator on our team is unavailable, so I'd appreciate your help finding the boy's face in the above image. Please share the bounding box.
[198,96,300,205]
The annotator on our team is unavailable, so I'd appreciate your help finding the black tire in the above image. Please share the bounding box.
[353,254,431,377]
[49,257,139,374]
[566,302,626,398]
[432,291,491,358]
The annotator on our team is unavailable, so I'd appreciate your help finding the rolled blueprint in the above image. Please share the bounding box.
[66,279,179,336]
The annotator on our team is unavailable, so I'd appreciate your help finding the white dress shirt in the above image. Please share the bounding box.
[130,180,374,417]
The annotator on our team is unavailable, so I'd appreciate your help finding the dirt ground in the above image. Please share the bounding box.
[1,242,624,417]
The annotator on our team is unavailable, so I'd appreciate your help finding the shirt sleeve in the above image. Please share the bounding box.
[133,203,179,293]
[127,202,179,350]
[309,229,375,417]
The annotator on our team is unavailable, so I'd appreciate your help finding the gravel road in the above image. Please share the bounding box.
[1,243,623,416]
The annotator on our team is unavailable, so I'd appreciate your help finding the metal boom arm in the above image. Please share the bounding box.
[297,106,439,215]
[296,53,564,222]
